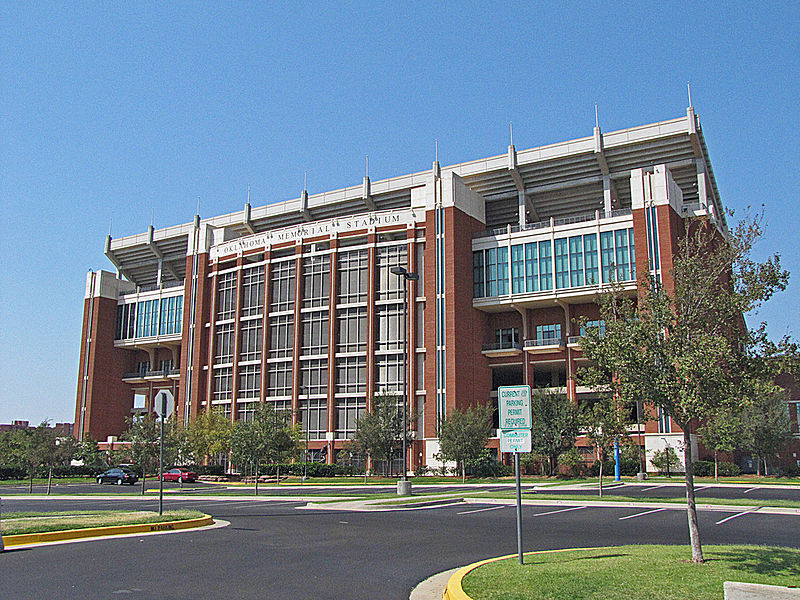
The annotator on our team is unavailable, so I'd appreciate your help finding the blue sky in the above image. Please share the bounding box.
[2,3,799,425]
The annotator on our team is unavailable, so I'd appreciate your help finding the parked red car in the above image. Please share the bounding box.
[160,468,198,483]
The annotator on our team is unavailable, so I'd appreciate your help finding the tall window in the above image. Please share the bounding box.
[337,307,368,353]
[376,304,405,352]
[473,251,485,298]
[336,356,367,394]
[238,364,260,400]
[116,303,136,339]
[135,299,159,337]
[300,358,328,396]
[301,311,329,356]
[268,315,293,359]
[569,236,584,287]
[270,259,296,312]
[338,250,369,304]
[511,244,525,294]
[539,240,552,290]
[601,231,615,283]
[377,245,408,301]
[217,272,237,321]
[212,367,232,403]
[525,243,539,292]
[536,323,562,340]
[214,323,234,364]
[266,361,292,397]
[555,238,569,289]
[375,354,404,393]
[241,267,264,317]
[300,399,327,440]
[495,327,519,348]
[302,254,330,308]
[336,397,366,439]
[239,319,262,362]
[158,296,183,335]
[615,229,631,281]
[584,234,598,285]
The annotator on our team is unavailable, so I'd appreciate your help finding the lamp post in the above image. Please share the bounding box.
[661,437,671,479]
[390,265,418,496]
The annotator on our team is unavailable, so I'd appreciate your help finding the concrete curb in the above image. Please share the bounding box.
[2,514,213,548]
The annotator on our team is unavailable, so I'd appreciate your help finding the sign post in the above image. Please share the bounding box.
[153,390,175,516]
[498,386,532,565]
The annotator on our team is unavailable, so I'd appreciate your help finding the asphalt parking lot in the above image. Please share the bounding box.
[2,492,799,600]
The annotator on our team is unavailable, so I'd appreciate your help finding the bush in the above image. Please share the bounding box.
[0,466,26,480]
[176,464,224,476]
[558,448,584,477]
[779,464,800,478]
[693,460,714,477]
[717,461,741,477]
[586,456,640,477]
[466,450,512,478]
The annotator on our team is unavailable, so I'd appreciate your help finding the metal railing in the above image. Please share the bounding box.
[474,208,633,239]
[482,342,523,352]
[119,280,185,296]
[523,338,565,348]
[122,368,179,380]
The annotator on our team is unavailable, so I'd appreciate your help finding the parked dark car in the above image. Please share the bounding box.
[97,467,138,485]
[161,468,198,483]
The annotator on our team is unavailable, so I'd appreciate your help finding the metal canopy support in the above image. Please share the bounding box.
[362,176,377,211]
[147,226,181,282]
[243,202,256,234]
[104,235,137,283]
[508,144,536,226]
[594,126,619,212]
[300,189,313,222]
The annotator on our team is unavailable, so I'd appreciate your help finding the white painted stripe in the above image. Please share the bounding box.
[457,506,505,515]
[618,508,666,520]
[533,506,586,517]
[694,485,710,491]
[743,487,758,494]
[641,485,666,491]
[716,509,760,525]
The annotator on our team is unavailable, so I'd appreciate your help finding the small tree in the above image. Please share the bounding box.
[352,393,411,476]
[699,408,743,482]
[230,403,298,495]
[75,437,107,468]
[580,397,630,497]
[437,404,493,482]
[529,390,579,476]
[651,446,681,476]
[123,415,161,495]
[185,409,233,466]
[740,390,794,476]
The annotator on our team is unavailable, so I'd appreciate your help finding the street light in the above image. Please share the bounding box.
[390,265,418,496]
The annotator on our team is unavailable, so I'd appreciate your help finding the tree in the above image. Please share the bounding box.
[438,404,493,482]
[529,390,579,476]
[230,403,299,495]
[740,390,794,476]
[580,397,630,497]
[352,393,412,476]
[698,408,743,482]
[579,211,791,562]
[650,446,680,476]
[19,422,75,493]
[123,415,170,495]
[185,409,233,465]
[75,437,107,468]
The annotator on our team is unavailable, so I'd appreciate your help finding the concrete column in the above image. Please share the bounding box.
[230,260,243,421]
[603,176,613,213]
[696,159,708,209]
[291,243,303,428]
[326,241,338,464]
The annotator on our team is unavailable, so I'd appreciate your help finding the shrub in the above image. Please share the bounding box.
[779,464,800,478]
[0,466,26,480]
[693,460,714,477]
[558,448,584,477]
[717,461,741,477]
[176,464,224,476]
[466,450,512,478]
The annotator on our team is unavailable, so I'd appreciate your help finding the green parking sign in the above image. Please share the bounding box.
[498,385,531,430]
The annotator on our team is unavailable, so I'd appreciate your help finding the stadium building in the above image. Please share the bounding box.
[76,107,739,472]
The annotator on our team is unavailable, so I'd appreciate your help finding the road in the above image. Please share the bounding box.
[2,493,799,600]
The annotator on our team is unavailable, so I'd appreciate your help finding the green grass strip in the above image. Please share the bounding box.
[1,510,205,535]
[462,544,800,600]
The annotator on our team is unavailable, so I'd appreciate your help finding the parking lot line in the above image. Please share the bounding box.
[457,506,505,515]
[532,506,586,517]
[641,485,666,491]
[716,508,760,525]
[618,508,666,520]
[743,487,758,494]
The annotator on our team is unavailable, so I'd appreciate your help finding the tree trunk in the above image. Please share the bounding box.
[254,463,259,496]
[29,469,34,493]
[47,466,53,495]
[598,449,604,497]
[683,429,704,563]
[714,449,718,483]
[276,465,280,486]
[141,471,147,495]
[764,457,769,477]
[461,462,466,484]
[756,456,762,478]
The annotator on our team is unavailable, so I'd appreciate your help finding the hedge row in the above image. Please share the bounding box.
[692,460,741,477]
[0,465,109,480]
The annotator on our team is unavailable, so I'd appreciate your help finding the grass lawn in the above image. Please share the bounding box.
[1,510,206,535]
[462,545,800,600]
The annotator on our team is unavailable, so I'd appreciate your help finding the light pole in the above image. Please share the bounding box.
[390,265,418,496]
[661,437,671,479]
